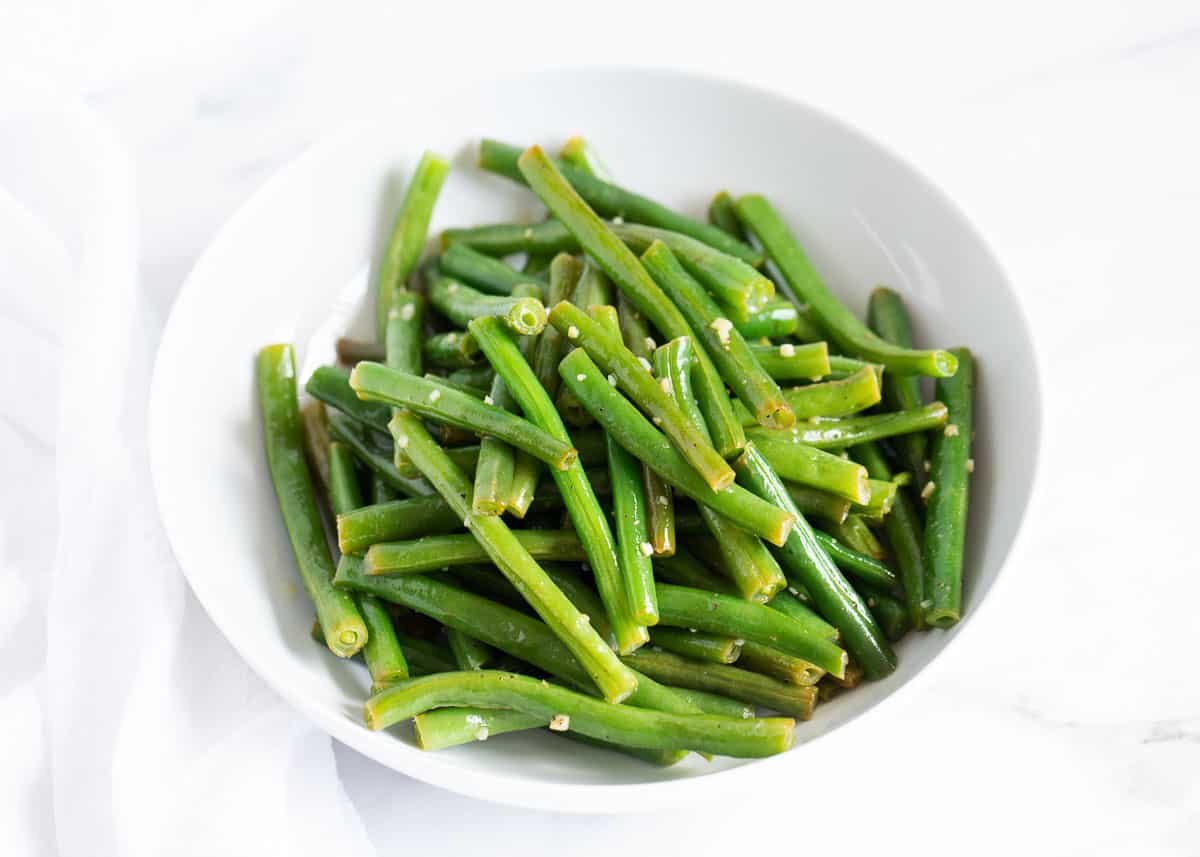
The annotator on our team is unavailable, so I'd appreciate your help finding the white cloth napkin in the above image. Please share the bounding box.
[0,100,376,857]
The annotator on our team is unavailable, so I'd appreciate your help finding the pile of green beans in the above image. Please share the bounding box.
[256,140,977,768]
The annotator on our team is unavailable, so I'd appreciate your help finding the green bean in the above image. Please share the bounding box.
[414,707,543,749]
[468,317,647,654]
[375,152,449,339]
[849,441,926,629]
[733,444,896,679]
[734,194,957,377]
[306,365,392,434]
[782,485,851,524]
[923,347,975,628]
[515,147,745,458]
[416,703,688,765]
[364,530,586,575]
[335,563,703,719]
[367,670,793,757]
[708,190,742,237]
[558,349,794,546]
[616,223,773,323]
[624,649,818,720]
[747,341,830,381]
[446,366,495,392]
[672,689,753,720]
[538,563,616,649]
[257,345,367,657]
[619,294,676,556]
[864,588,912,642]
[496,285,545,518]
[742,402,949,448]
[607,403,659,625]
[439,243,545,296]
[853,479,899,522]
[641,242,792,429]
[336,337,386,366]
[810,527,898,591]
[350,363,576,471]
[481,139,762,266]
[653,335,786,602]
[734,299,800,339]
[429,276,547,336]
[768,589,839,641]
[530,254,582,398]
[655,583,847,677]
[784,367,882,418]
[423,330,484,369]
[552,262,611,428]
[559,135,612,180]
[827,515,886,560]
[442,220,578,256]
[748,431,870,504]
[385,412,637,702]
[736,642,824,687]
[328,442,409,689]
[299,401,332,491]
[385,291,424,375]
[447,628,495,670]
[868,287,930,485]
[790,307,827,344]
[650,628,742,664]
[325,411,433,497]
[336,496,461,554]
[549,302,734,491]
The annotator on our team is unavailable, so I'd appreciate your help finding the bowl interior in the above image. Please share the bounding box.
[149,68,1038,811]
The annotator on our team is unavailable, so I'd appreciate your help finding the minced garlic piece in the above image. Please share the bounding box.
[921,481,936,501]
[549,714,570,731]
[779,343,795,357]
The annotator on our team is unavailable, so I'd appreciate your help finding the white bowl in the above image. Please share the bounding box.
[149,68,1040,813]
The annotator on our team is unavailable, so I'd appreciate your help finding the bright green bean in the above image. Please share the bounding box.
[429,276,547,336]
[366,671,794,757]
[747,341,830,381]
[481,139,762,265]
[257,345,366,657]
[641,241,792,428]
[737,642,825,687]
[742,402,949,448]
[624,649,818,720]
[655,583,847,677]
[440,242,545,296]
[364,530,586,576]
[350,363,575,471]
[748,430,870,504]
[375,152,448,339]
[923,347,975,628]
[734,194,957,377]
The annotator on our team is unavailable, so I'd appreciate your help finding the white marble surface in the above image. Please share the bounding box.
[5,1,1200,853]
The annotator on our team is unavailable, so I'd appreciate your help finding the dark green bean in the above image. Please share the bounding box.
[650,628,742,664]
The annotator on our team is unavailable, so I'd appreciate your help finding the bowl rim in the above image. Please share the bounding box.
[148,64,1043,813]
